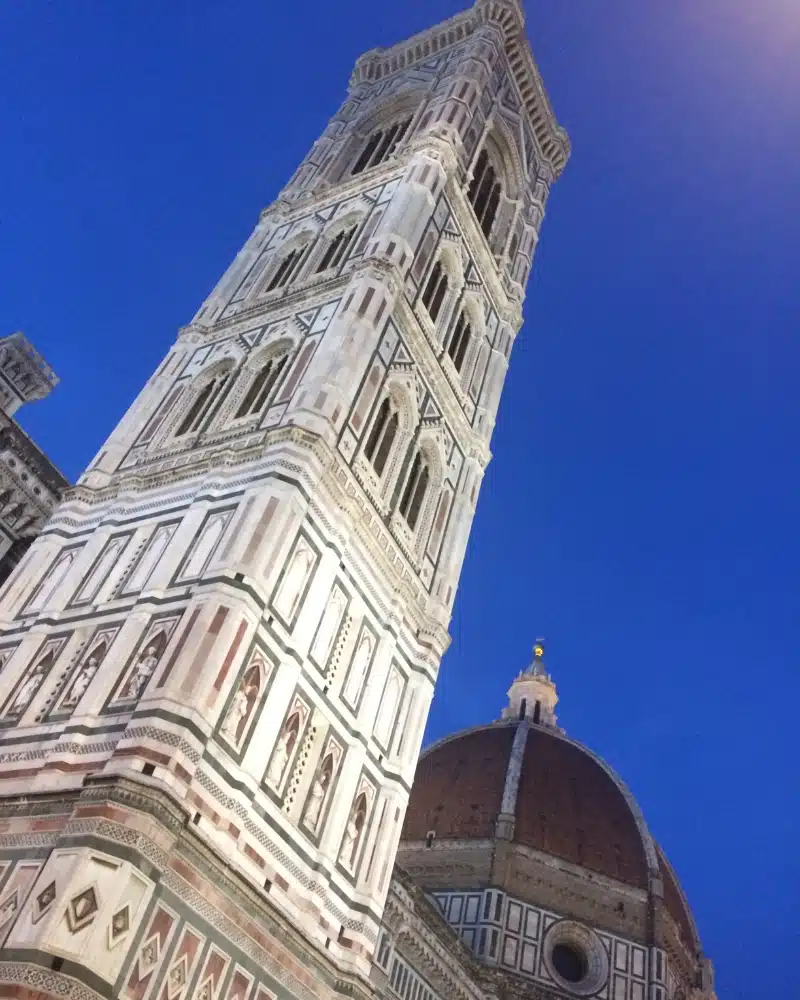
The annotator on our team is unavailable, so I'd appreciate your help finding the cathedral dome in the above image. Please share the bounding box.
[402,722,653,891]
[398,646,701,966]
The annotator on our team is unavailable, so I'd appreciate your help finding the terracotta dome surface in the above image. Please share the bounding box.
[401,719,697,946]
[514,726,649,888]
[401,724,515,841]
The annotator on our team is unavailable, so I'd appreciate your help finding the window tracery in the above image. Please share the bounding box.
[468,149,502,240]
[446,310,472,374]
[351,118,412,176]
[421,261,449,323]
[235,354,289,419]
[265,242,311,293]
[315,225,357,273]
[364,397,399,478]
[398,449,430,531]
[175,370,231,437]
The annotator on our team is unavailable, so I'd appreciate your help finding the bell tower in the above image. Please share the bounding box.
[0,2,568,998]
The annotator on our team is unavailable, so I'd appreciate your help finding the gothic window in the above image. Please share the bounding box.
[273,538,317,622]
[235,354,288,419]
[265,244,310,292]
[467,149,502,240]
[342,629,374,707]
[446,311,472,373]
[351,118,412,176]
[72,534,130,605]
[311,585,348,667]
[175,372,231,437]
[176,509,233,582]
[316,226,357,273]
[374,664,405,749]
[364,398,399,478]
[25,548,80,614]
[121,523,177,595]
[398,450,430,531]
[421,261,448,323]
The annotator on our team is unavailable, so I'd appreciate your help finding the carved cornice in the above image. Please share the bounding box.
[346,1,569,179]
[80,771,191,833]
[0,418,69,496]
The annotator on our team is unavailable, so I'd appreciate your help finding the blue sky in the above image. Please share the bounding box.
[2,2,798,996]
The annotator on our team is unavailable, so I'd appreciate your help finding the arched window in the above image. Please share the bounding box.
[351,118,412,175]
[398,450,430,531]
[421,261,449,323]
[467,149,502,240]
[446,310,472,373]
[519,698,527,720]
[175,371,231,437]
[235,354,288,418]
[266,244,310,292]
[364,397,399,477]
[316,226,356,273]
[533,700,541,724]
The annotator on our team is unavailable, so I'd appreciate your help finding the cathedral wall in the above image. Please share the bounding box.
[0,2,573,996]
[0,781,374,1000]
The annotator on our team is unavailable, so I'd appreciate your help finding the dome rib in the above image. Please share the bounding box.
[401,723,516,841]
[656,844,701,951]
[513,727,653,889]
[404,721,660,894]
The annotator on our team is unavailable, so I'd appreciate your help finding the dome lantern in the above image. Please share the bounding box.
[501,638,559,728]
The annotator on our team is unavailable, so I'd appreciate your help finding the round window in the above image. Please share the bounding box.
[552,943,588,983]
[543,921,609,996]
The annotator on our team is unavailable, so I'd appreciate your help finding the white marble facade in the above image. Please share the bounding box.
[0,0,568,980]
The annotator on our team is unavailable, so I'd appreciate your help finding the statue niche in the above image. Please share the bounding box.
[219,657,264,748]
[265,703,307,789]
[303,743,341,834]
[117,625,172,703]
[340,790,369,870]
[6,648,56,717]
[61,639,109,710]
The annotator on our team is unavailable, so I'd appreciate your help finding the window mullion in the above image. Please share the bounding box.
[454,322,471,372]
[371,126,396,168]
[400,453,422,516]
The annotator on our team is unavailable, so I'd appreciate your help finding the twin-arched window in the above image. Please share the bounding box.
[351,118,412,176]
[421,261,449,323]
[235,354,288,419]
[446,310,472,373]
[468,149,502,240]
[364,397,399,477]
[173,349,290,440]
[316,226,356,274]
[266,244,310,292]
[264,221,358,295]
[175,370,231,437]
[363,395,433,535]
[398,450,430,531]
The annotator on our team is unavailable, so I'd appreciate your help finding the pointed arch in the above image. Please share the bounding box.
[313,214,362,273]
[338,90,424,180]
[257,225,319,296]
[172,359,237,438]
[480,119,525,202]
[396,429,446,552]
